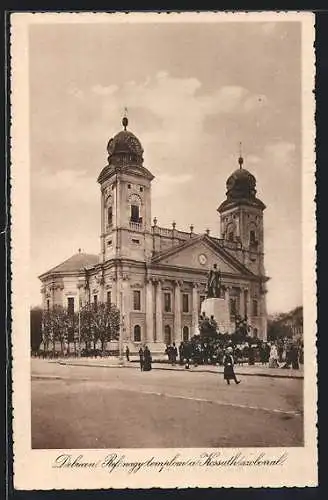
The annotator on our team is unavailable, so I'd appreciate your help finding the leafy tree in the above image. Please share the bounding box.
[30,306,43,352]
[90,302,120,351]
[77,302,120,353]
[41,309,53,353]
[51,306,72,355]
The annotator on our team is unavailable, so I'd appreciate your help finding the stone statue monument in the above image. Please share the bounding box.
[200,263,233,334]
[206,263,225,299]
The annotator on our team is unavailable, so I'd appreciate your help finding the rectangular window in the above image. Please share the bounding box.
[93,295,98,311]
[132,238,140,244]
[182,293,189,313]
[67,297,74,315]
[107,291,111,305]
[130,205,140,222]
[133,290,141,311]
[230,298,237,318]
[47,299,50,311]
[164,292,171,312]
[252,299,258,317]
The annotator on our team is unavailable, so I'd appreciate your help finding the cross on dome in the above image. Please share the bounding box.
[122,107,128,130]
[238,141,244,169]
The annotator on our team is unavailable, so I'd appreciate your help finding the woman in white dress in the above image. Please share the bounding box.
[268,343,279,368]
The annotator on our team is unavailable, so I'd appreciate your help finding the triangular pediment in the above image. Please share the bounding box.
[151,235,254,276]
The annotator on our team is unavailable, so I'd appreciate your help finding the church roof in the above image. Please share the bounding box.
[39,252,99,279]
[151,233,256,277]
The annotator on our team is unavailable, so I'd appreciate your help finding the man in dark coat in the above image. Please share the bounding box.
[143,346,152,371]
[223,347,241,385]
[138,347,144,371]
[125,346,130,362]
[171,342,178,365]
[178,342,184,365]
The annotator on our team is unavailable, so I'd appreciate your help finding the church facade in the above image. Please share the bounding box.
[39,117,269,350]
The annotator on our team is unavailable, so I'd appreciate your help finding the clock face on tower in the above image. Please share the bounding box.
[198,253,207,265]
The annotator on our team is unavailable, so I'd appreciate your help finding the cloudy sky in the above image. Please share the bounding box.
[29,18,302,313]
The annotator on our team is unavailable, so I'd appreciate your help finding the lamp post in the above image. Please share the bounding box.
[78,298,82,357]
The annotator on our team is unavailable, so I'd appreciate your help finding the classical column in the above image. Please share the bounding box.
[239,287,245,317]
[155,279,163,343]
[174,280,182,343]
[191,283,199,335]
[146,278,154,343]
[121,274,130,342]
[99,273,105,303]
[244,288,249,318]
[260,291,268,341]
[111,276,119,308]
[246,288,251,320]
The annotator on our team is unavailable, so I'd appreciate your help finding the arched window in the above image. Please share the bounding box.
[129,194,142,224]
[183,326,189,342]
[134,325,141,342]
[105,195,113,227]
[249,230,256,244]
[164,325,171,345]
[107,206,113,226]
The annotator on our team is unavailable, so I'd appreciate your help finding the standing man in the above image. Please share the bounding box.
[178,342,184,365]
[138,346,144,371]
[125,346,130,362]
[223,346,241,385]
[171,342,178,365]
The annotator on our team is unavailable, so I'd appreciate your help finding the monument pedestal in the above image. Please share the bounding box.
[201,297,234,334]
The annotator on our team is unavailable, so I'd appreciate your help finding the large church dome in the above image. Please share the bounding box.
[106,117,144,166]
[226,165,257,201]
[218,156,265,212]
[97,116,154,184]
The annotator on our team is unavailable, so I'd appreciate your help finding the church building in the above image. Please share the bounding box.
[39,116,269,350]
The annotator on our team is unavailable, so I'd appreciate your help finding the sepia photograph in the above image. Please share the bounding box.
[11,11,317,489]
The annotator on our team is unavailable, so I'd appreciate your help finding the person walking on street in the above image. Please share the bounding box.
[143,345,152,371]
[125,346,130,362]
[223,347,241,385]
[171,342,178,365]
[138,346,144,371]
[290,344,300,369]
[178,342,184,365]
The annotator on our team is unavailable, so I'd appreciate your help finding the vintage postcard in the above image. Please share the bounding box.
[10,11,317,489]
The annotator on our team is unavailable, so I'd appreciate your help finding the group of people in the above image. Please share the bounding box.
[136,345,152,372]
[164,337,303,371]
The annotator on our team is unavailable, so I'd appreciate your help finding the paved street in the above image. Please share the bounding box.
[31,359,303,449]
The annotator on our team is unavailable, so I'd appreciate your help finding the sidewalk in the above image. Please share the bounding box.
[53,357,304,379]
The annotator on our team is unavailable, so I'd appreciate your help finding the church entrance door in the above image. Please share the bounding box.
[164,325,171,345]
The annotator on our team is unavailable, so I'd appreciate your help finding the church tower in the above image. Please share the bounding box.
[217,152,268,338]
[217,153,266,275]
[97,116,154,263]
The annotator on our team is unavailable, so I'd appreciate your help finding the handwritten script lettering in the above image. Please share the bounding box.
[52,452,288,474]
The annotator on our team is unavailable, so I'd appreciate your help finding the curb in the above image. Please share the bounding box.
[55,361,303,380]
